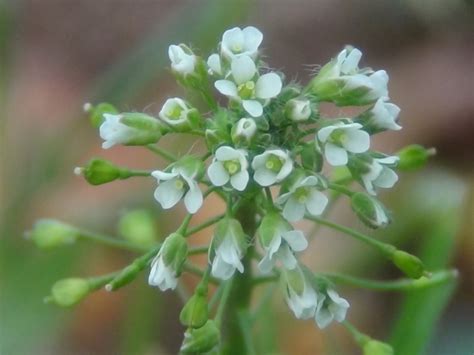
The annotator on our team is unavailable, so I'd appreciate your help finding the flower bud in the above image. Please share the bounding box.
[84,102,118,128]
[351,192,390,229]
[180,286,209,328]
[100,112,163,149]
[169,44,197,77]
[161,233,188,275]
[180,320,220,354]
[159,98,200,131]
[285,98,312,122]
[362,339,394,355]
[118,209,158,248]
[28,219,78,249]
[391,250,426,279]
[74,158,125,186]
[396,144,436,171]
[48,278,90,307]
[231,118,257,145]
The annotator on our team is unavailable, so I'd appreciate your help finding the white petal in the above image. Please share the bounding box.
[369,70,389,99]
[374,167,398,189]
[151,170,178,182]
[211,255,235,280]
[343,129,370,153]
[251,152,269,169]
[317,124,340,143]
[154,179,185,209]
[183,181,203,214]
[315,308,333,329]
[278,245,298,270]
[242,26,263,54]
[258,254,275,274]
[208,161,230,186]
[231,56,256,84]
[283,197,306,222]
[324,143,348,166]
[306,190,329,216]
[282,230,308,252]
[255,73,282,99]
[215,146,240,160]
[207,53,221,74]
[276,156,293,181]
[221,27,244,55]
[215,80,238,97]
[299,176,319,188]
[230,170,249,191]
[341,48,362,73]
[242,100,263,117]
[253,168,277,186]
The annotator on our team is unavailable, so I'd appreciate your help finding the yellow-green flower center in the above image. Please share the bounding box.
[223,160,241,175]
[265,155,283,172]
[174,179,185,190]
[294,187,309,203]
[166,104,183,120]
[330,129,348,144]
[238,81,255,99]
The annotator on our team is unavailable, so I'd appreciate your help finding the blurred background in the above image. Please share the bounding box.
[1,0,473,354]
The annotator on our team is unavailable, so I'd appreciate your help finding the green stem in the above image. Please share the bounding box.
[188,245,209,255]
[322,269,458,292]
[305,215,396,256]
[77,229,148,252]
[327,182,354,197]
[146,144,178,162]
[214,279,234,327]
[185,214,225,237]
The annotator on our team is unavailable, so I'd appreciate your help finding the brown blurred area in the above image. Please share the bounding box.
[2,1,473,354]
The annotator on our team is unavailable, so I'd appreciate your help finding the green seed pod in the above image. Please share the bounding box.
[396,144,435,171]
[84,102,118,128]
[28,219,78,249]
[179,291,209,329]
[49,278,90,307]
[180,320,220,354]
[391,250,426,279]
[351,192,390,229]
[76,158,125,186]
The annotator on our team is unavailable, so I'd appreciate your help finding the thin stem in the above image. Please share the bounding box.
[146,144,178,162]
[177,214,193,235]
[305,215,396,256]
[264,187,274,206]
[185,214,225,238]
[126,169,152,177]
[77,229,148,252]
[252,274,279,286]
[183,262,219,285]
[322,269,458,292]
[188,245,209,255]
[342,320,368,345]
[214,279,234,327]
[327,182,354,197]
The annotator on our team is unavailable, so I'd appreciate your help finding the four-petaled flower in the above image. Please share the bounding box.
[360,98,401,132]
[99,113,136,149]
[360,156,399,195]
[317,122,370,166]
[215,55,282,117]
[168,44,196,76]
[315,289,350,329]
[258,212,308,273]
[207,146,250,191]
[252,149,293,186]
[152,164,203,214]
[159,97,195,129]
[277,175,329,222]
[283,267,319,320]
[220,26,263,59]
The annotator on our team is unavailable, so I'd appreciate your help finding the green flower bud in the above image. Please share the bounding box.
[28,219,78,249]
[84,102,118,128]
[175,155,205,181]
[391,250,426,279]
[180,287,209,328]
[396,144,436,171]
[204,110,233,150]
[118,209,158,248]
[258,212,288,250]
[351,192,390,229]
[285,98,312,122]
[48,278,90,307]
[161,233,188,275]
[231,118,257,146]
[180,320,220,354]
[363,339,394,355]
[74,158,128,186]
[301,142,323,172]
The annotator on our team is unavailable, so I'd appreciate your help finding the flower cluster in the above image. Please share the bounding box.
[66,25,435,353]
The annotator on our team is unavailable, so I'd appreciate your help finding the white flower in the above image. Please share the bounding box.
[168,44,196,76]
[258,212,308,274]
[361,156,399,195]
[276,175,328,222]
[148,253,178,291]
[159,98,194,127]
[286,98,312,122]
[361,98,401,131]
[283,267,318,320]
[207,53,222,75]
[99,113,135,149]
[312,47,389,105]
[211,218,247,280]
[152,165,203,214]
[317,122,370,166]
[252,149,293,186]
[207,146,249,191]
[214,56,282,117]
[315,289,350,329]
[232,118,257,144]
[220,26,263,59]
